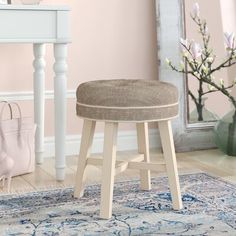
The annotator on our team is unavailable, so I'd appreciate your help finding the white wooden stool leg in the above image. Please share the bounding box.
[74,120,96,198]
[100,122,118,219]
[136,123,151,190]
[158,120,183,210]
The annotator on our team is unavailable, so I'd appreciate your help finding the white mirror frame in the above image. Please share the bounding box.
[156,0,216,152]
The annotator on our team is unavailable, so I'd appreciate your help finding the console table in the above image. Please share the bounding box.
[0,5,70,181]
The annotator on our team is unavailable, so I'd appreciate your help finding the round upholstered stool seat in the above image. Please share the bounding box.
[76,79,179,122]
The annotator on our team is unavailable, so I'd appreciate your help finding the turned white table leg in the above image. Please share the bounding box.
[158,120,183,210]
[33,44,46,164]
[53,43,68,181]
[136,123,151,190]
[100,122,118,219]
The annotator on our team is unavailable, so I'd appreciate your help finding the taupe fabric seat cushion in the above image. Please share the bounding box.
[76,79,179,122]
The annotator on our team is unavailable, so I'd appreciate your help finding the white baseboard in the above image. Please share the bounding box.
[44,129,160,158]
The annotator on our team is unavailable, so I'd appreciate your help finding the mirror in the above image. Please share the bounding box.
[183,0,236,125]
[157,0,236,151]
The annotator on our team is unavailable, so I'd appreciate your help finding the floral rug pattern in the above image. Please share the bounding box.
[0,173,236,235]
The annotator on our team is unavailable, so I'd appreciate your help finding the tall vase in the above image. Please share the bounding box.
[213,109,236,156]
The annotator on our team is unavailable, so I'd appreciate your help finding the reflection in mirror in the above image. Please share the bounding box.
[183,0,236,124]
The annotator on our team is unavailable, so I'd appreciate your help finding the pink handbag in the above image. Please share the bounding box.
[0,102,36,177]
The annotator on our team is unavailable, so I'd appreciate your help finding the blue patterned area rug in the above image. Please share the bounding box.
[0,173,236,236]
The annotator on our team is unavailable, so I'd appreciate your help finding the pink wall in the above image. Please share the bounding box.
[0,0,158,136]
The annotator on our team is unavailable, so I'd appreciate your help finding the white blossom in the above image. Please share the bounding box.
[208,84,214,91]
[180,38,189,48]
[180,61,185,70]
[225,32,235,49]
[192,2,200,18]
[220,79,224,86]
[207,57,214,63]
[203,26,208,35]
[191,42,202,59]
[165,58,171,65]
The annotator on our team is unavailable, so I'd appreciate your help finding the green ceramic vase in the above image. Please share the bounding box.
[213,109,236,156]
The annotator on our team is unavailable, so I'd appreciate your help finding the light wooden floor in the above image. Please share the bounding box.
[1,149,236,194]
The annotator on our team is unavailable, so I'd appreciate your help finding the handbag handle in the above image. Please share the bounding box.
[0,102,22,145]
[0,101,13,120]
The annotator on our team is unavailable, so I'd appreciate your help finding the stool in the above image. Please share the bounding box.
[74,79,183,219]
